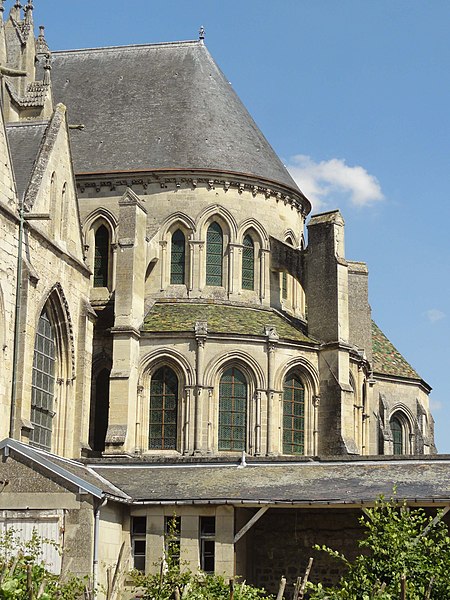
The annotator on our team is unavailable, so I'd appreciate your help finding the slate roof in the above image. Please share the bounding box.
[6,121,48,200]
[50,41,300,192]
[90,459,450,504]
[372,321,420,380]
[0,439,129,501]
[143,302,312,343]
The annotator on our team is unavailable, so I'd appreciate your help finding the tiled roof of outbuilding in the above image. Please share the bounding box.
[372,321,420,380]
[143,302,313,343]
[90,458,450,504]
[51,41,301,193]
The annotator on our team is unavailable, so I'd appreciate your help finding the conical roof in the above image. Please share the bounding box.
[51,40,300,192]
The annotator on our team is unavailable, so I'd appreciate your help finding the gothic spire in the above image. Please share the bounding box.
[36,24,49,56]
[10,1,22,21]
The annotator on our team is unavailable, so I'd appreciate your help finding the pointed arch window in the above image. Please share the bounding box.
[206,222,223,286]
[391,416,403,455]
[283,373,305,455]
[149,366,178,450]
[242,235,255,290]
[170,229,186,285]
[30,310,56,452]
[94,225,110,288]
[218,367,247,451]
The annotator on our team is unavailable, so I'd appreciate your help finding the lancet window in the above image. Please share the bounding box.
[94,225,109,288]
[30,310,56,452]
[149,366,178,450]
[170,229,186,284]
[206,222,223,286]
[218,367,247,451]
[283,372,305,455]
[242,235,255,290]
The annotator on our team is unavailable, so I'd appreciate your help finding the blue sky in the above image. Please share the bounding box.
[37,1,449,451]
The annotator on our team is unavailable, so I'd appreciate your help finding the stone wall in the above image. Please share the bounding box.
[246,508,363,594]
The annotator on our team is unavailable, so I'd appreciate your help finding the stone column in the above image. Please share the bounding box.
[215,505,235,578]
[265,326,279,455]
[106,189,147,454]
[194,321,208,454]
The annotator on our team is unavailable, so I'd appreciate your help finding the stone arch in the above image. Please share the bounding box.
[275,356,319,396]
[138,348,195,453]
[36,282,75,380]
[237,218,269,249]
[284,229,299,247]
[139,347,195,389]
[159,212,196,238]
[204,350,266,390]
[196,204,238,242]
[276,356,319,456]
[83,207,118,247]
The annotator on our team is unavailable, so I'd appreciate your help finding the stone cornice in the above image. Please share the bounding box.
[75,169,311,217]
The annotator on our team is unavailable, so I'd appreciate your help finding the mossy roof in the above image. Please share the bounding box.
[372,321,420,380]
[143,302,313,343]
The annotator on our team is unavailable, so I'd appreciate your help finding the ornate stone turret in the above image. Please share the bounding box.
[35,25,49,57]
[2,3,54,122]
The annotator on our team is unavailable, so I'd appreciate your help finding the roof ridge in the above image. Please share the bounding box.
[53,39,201,56]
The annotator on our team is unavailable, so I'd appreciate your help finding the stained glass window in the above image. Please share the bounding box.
[391,416,403,455]
[283,373,304,455]
[206,223,223,286]
[242,235,254,290]
[149,366,178,450]
[30,310,56,452]
[218,367,247,451]
[171,229,186,284]
[94,225,109,288]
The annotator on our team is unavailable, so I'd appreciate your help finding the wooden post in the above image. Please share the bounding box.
[174,586,181,600]
[229,578,235,600]
[298,557,314,599]
[292,577,301,600]
[27,563,33,600]
[424,576,434,600]
[400,574,406,600]
[276,576,286,600]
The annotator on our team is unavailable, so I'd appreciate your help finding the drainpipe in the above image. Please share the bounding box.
[93,497,108,595]
[9,200,24,438]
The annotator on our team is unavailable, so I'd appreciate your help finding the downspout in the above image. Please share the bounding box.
[93,497,108,596]
[9,198,24,438]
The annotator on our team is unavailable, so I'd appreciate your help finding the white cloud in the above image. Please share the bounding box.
[426,309,446,324]
[286,154,384,211]
[430,397,444,411]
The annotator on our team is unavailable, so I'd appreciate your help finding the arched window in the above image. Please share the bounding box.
[94,225,109,288]
[218,367,247,451]
[391,416,403,455]
[242,235,255,290]
[30,310,56,451]
[92,369,110,453]
[170,229,186,285]
[149,366,178,450]
[283,373,304,455]
[206,222,223,286]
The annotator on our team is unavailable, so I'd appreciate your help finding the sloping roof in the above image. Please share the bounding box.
[6,121,48,200]
[143,302,313,343]
[90,458,450,504]
[50,41,300,192]
[0,438,129,501]
[372,322,420,380]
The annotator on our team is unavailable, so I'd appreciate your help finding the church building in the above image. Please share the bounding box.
[0,2,444,595]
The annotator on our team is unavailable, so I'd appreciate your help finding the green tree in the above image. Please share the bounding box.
[307,493,450,600]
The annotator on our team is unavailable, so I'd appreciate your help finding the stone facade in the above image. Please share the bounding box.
[0,3,439,597]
